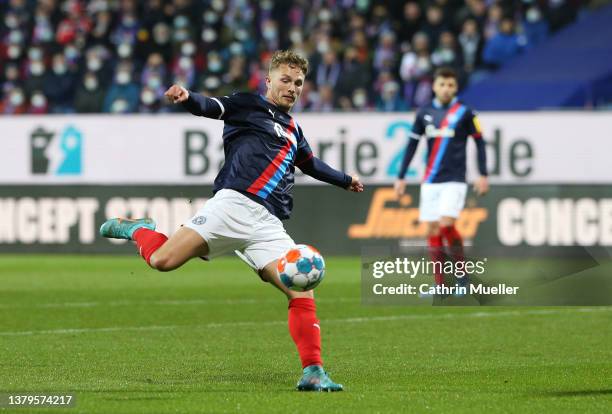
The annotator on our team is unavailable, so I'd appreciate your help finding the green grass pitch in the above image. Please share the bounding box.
[0,255,611,413]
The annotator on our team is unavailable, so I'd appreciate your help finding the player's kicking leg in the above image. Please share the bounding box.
[425,221,446,287]
[256,260,343,392]
[99,218,208,271]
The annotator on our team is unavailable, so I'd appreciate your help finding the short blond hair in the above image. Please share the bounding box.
[269,50,309,76]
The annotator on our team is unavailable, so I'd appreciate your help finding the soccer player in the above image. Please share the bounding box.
[394,67,488,287]
[100,51,363,391]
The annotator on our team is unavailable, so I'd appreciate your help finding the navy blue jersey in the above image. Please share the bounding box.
[182,91,351,219]
[398,98,487,183]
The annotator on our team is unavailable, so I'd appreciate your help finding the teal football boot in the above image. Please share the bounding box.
[99,218,156,240]
[296,365,343,392]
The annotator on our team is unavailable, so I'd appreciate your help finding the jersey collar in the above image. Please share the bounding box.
[433,96,458,109]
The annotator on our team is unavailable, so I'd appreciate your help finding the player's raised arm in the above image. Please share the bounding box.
[164,84,225,119]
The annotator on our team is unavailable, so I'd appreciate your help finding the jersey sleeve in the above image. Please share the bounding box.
[182,91,247,121]
[465,109,483,139]
[410,109,426,139]
[397,109,425,178]
[294,125,314,166]
[466,108,488,176]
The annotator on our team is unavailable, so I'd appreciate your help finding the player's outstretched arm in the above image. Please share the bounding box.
[298,156,363,192]
[164,84,224,119]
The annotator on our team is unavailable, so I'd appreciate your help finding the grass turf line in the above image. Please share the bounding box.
[0,255,611,414]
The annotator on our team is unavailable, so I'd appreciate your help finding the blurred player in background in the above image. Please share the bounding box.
[394,67,488,288]
[100,50,363,391]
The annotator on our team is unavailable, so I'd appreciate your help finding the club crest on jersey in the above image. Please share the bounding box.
[273,122,297,147]
[192,216,206,225]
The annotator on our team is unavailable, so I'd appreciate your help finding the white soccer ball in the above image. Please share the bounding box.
[277,244,326,291]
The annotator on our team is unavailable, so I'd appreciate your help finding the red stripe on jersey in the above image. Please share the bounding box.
[247,119,297,195]
[423,102,462,182]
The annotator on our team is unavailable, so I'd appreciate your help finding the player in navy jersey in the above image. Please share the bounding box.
[394,67,488,288]
[99,51,363,391]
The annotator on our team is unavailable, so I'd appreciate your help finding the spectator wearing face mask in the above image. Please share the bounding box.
[28,90,49,114]
[83,47,112,82]
[3,29,26,62]
[2,63,23,96]
[335,47,370,107]
[24,56,47,97]
[458,18,483,74]
[482,16,527,70]
[522,5,549,47]
[431,31,463,74]
[376,80,407,112]
[0,87,28,115]
[103,63,141,113]
[141,52,168,101]
[43,53,77,113]
[75,72,106,113]
[138,86,164,113]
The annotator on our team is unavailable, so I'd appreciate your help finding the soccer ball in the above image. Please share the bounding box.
[278,244,325,291]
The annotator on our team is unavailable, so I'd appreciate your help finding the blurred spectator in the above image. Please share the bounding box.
[352,88,371,111]
[139,86,165,113]
[400,32,433,107]
[219,56,249,96]
[431,31,463,73]
[55,0,91,45]
[458,18,483,74]
[522,5,549,47]
[75,72,105,113]
[373,31,398,74]
[398,2,423,44]
[335,47,370,106]
[422,5,447,48]
[294,79,316,112]
[103,62,141,113]
[315,50,341,89]
[0,0,590,114]
[43,53,77,113]
[2,63,22,96]
[0,87,28,114]
[28,90,49,114]
[376,80,407,112]
[482,17,527,69]
[23,51,47,97]
[141,52,168,100]
[484,3,503,40]
[311,84,334,112]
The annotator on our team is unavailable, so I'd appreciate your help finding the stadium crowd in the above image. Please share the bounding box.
[1,0,585,114]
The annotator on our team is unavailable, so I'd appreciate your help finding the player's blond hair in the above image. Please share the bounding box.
[269,50,309,76]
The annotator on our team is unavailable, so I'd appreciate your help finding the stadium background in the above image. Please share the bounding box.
[1,1,612,413]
